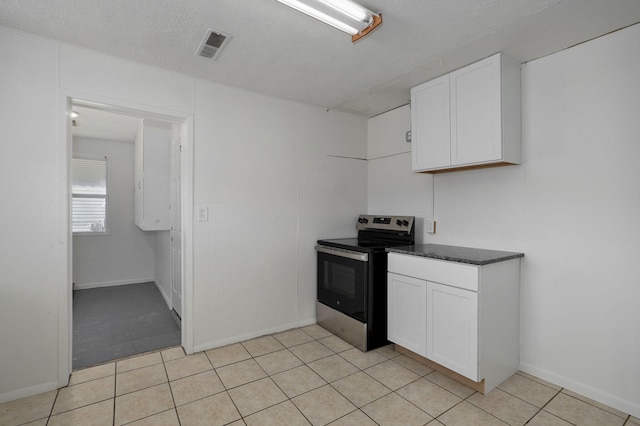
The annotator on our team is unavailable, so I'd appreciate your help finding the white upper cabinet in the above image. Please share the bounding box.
[411,74,451,170]
[411,53,521,173]
[135,119,171,231]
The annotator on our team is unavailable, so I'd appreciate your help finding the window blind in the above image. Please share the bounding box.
[72,156,108,233]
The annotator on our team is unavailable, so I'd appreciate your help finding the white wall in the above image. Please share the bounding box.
[192,81,366,350]
[367,24,640,417]
[0,26,366,402]
[367,105,432,243]
[72,137,156,288]
[517,24,640,416]
[297,104,368,322]
[0,27,61,402]
[0,28,195,402]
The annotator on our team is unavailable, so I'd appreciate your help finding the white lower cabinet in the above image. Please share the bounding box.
[387,252,521,392]
[426,281,478,380]
[387,273,427,355]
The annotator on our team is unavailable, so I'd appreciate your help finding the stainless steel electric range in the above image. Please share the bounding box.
[316,215,415,351]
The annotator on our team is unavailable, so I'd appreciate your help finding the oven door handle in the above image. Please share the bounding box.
[315,245,369,262]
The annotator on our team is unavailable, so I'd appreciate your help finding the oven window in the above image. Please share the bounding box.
[331,264,356,299]
[317,251,367,322]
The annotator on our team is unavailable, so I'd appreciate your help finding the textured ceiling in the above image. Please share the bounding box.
[71,106,141,143]
[2,0,640,117]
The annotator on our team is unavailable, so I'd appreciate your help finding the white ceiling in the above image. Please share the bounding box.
[71,106,141,143]
[2,1,640,117]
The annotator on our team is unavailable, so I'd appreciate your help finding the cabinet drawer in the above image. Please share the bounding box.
[388,253,478,291]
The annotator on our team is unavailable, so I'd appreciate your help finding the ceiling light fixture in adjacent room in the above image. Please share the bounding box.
[276,0,382,42]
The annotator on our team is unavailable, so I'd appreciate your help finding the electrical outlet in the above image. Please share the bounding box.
[426,220,436,234]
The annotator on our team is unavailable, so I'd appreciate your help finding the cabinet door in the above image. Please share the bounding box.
[411,74,451,171]
[387,273,427,356]
[134,119,171,231]
[134,119,144,229]
[450,54,502,166]
[426,281,478,380]
[142,122,171,230]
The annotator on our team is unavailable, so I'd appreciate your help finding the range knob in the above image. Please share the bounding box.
[360,218,368,224]
[396,219,402,226]
[402,220,409,226]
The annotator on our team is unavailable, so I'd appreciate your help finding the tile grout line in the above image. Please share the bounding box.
[255,327,382,424]
[123,344,465,426]
[207,328,435,424]
[297,327,383,425]
[45,388,60,425]
[47,334,473,425]
[112,369,116,426]
[50,326,636,426]
[559,389,631,421]
[303,327,433,424]
[159,350,180,426]
[253,328,339,423]
[236,327,328,424]
[463,387,541,425]
[522,388,575,425]
[235,331,302,422]
[388,373,457,422]
[494,384,563,425]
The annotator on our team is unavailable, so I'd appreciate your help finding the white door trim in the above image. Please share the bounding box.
[58,90,195,388]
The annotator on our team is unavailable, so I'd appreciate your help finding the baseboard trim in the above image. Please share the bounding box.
[519,361,640,419]
[73,278,155,290]
[193,318,317,354]
[153,279,172,309]
[0,381,58,404]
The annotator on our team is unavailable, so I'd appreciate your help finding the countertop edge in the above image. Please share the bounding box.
[387,244,525,266]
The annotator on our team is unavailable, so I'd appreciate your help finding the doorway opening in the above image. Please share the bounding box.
[69,101,185,370]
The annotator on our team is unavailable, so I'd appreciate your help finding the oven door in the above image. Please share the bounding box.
[316,245,368,322]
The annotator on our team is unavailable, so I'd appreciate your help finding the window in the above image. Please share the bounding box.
[72,155,108,234]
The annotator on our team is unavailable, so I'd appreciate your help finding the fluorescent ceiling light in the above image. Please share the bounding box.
[276,0,382,41]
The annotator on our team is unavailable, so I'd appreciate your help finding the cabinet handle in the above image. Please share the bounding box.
[138,181,142,190]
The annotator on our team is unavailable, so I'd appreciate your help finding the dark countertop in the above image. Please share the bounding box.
[387,244,524,266]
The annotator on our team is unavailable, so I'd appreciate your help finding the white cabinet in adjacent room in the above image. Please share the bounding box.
[411,53,521,173]
[387,272,427,356]
[134,119,171,231]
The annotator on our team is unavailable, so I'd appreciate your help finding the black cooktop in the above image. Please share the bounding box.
[318,215,416,253]
[317,238,411,253]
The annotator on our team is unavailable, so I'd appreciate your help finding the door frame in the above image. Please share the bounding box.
[58,91,195,387]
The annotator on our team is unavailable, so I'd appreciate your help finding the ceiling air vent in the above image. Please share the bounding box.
[196,29,231,60]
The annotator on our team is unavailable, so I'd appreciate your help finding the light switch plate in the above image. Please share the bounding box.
[426,220,436,234]
[198,206,209,222]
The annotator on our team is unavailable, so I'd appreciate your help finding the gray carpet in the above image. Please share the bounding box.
[73,282,181,370]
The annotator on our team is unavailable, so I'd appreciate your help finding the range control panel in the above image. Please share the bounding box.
[356,215,415,233]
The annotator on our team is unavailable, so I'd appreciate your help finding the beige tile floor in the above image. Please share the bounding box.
[1,324,639,426]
